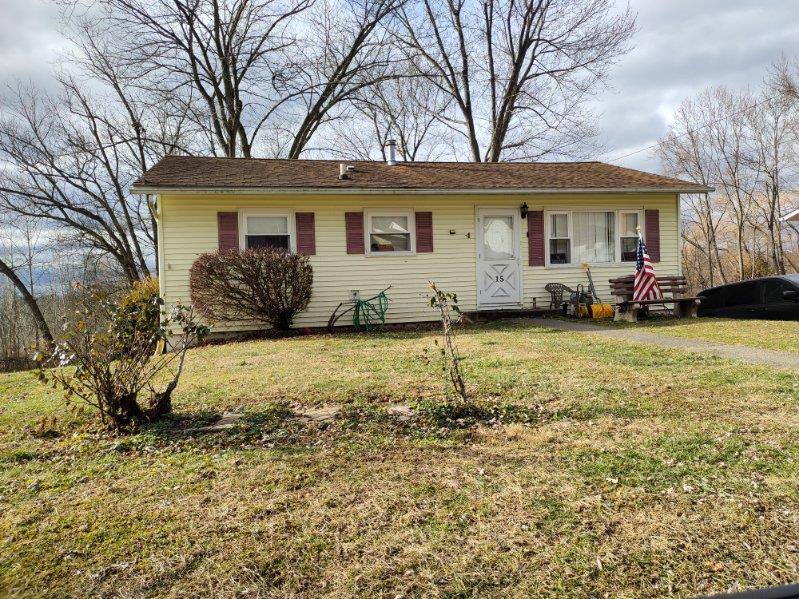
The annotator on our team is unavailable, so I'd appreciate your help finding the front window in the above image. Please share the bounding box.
[367,211,414,254]
[619,211,640,262]
[548,212,570,264]
[546,210,643,265]
[725,282,761,307]
[244,214,292,251]
[572,212,614,264]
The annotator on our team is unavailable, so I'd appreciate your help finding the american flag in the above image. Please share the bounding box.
[633,236,662,301]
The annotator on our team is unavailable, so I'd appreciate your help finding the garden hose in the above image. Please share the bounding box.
[351,290,390,329]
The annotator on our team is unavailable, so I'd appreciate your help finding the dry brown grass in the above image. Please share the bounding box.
[602,317,799,353]
[1,321,798,597]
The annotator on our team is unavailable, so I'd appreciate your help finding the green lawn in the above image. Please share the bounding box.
[596,316,799,353]
[1,321,798,597]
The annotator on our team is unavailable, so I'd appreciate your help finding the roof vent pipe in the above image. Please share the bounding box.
[385,139,397,166]
[339,162,349,180]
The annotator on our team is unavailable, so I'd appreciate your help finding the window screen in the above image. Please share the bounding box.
[245,216,290,251]
[483,216,514,259]
[572,212,614,263]
[620,212,639,262]
[369,215,411,252]
[548,213,570,264]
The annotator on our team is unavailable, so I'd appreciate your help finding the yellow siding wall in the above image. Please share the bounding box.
[157,192,680,330]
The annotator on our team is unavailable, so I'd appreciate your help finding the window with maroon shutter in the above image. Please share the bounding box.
[415,212,433,252]
[527,211,545,266]
[295,212,316,255]
[345,212,364,254]
[365,210,414,254]
[217,212,239,252]
[619,211,641,262]
[242,214,291,250]
[645,209,660,262]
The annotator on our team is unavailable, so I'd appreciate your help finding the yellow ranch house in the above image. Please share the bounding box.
[132,152,711,332]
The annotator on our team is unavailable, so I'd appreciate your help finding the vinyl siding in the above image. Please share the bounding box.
[157,192,680,330]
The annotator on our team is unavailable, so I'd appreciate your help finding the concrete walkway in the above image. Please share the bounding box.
[521,318,799,369]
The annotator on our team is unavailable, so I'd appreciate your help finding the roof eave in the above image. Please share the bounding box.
[130,185,714,195]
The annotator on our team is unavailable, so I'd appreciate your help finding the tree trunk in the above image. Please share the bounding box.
[0,257,53,347]
[148,388,173,420]
[705,231,714,287]
[736,223,745,280]
[112,392,146,431]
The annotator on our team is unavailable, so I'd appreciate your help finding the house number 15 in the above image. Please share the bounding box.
[495,275,505,282]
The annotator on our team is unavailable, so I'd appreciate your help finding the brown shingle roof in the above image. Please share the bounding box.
[132,155,711,193]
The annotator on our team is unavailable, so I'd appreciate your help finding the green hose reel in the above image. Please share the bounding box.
[327,287,391,331]
[351,290,389,329]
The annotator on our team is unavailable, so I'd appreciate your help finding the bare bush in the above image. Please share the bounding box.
[113,277,161,355]
[428,282,467,402]
[189,249,313,331]
[36,291,209,432]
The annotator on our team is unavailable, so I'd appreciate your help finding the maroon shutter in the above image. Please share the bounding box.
[345,212,364,254]
[415,211,433,252]
[645,209,660,262]
[527,210,545,266]
[217,212,239,252]
[295,212,316,255]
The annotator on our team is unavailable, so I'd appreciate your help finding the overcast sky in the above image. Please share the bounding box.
[1,0,797,173]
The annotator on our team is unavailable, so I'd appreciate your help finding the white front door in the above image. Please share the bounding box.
[476,208,522,308]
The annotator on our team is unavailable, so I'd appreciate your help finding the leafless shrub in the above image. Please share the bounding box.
[36,291,209,432]
[189,249,313,331]
[428,282,467,402]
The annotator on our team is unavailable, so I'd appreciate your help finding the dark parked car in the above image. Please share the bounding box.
[698,275,799,320]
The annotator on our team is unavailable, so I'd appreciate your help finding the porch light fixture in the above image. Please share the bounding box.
[520,202,529,219]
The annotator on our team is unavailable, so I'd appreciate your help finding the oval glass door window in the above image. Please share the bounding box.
[483,216,514,259]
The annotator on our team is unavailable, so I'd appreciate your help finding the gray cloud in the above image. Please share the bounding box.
[596,0,799,172]
[0,0,796,173]
[0,0,67,94]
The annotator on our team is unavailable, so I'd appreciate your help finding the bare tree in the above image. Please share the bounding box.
[0,218,53,347]
[329,72,453,160]
[774,56,799,101]
[708,87,760,279]
[395,0,635,162]
[658,96,729,286]
[90,0,310,158]
[748,83,798,275]
[0,261,53,348]
[0,84,148,283]
[659,62,799,288]
[88,0,403,159]
[282,0,406,158]
[0,19,193,284]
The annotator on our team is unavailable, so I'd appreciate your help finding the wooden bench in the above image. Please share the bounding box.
[609,275,701,323]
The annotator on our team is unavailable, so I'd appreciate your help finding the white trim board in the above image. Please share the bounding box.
[782,208,799,222]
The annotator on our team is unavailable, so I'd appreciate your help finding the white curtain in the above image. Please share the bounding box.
[247,216,288,235]
[572,212,614,263]
[371,216,409,234]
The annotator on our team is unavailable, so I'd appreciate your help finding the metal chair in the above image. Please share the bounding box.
[544,283,573,309]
